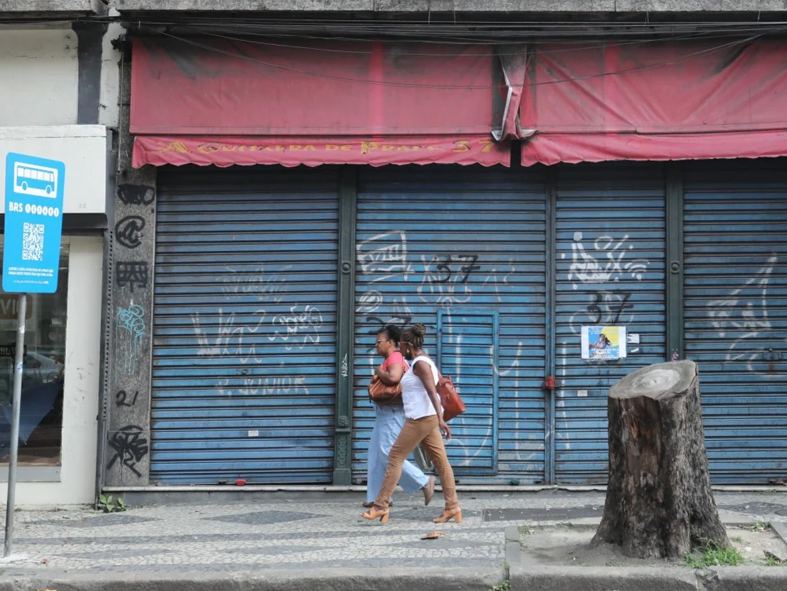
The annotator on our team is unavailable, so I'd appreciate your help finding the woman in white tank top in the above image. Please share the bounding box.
[361,324,461,525]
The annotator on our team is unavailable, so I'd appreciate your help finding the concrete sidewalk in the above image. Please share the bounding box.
[1,490,787,590]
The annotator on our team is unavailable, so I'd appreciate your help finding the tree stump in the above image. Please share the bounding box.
[591,360,729,559]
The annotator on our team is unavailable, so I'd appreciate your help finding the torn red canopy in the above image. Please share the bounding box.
[130,37,511,167]
[519,38,787,165]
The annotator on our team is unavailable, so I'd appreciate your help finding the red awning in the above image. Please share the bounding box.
[133,135,506,168]
[520,38,787,166]
[130,37,512,167]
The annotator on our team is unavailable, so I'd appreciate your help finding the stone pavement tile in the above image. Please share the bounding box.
[222,545,336,556]
[386,539,499,550]
[30,514,161,528]
[59,548,172,559]
[2,491,787,577]
[206,510,323,525]
[719,501,787,517]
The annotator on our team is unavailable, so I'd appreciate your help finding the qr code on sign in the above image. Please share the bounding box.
[22,223,45,262]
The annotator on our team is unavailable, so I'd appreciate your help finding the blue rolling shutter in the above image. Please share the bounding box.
[352,166,547,484]
[437,310,499,474]
[151,168,339,484]
[684,162,787,484]
[554,164,667,484]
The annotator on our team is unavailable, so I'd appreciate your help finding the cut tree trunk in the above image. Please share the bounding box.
[591,360,729,559]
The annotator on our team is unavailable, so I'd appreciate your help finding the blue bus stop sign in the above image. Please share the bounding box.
[2,153,65,294]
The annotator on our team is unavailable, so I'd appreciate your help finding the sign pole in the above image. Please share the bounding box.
[4,293,26,558]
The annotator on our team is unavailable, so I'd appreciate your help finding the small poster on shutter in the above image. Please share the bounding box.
[581,326,627,360]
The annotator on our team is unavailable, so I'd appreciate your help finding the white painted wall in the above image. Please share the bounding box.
[0,126,109,215]
[0,236,103,506]
[99,22,123,128]
[0,28,79,127]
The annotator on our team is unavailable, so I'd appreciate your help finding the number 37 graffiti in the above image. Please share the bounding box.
[569,291,635,335]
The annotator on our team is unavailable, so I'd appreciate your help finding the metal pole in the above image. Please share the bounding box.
[4,293,26,558]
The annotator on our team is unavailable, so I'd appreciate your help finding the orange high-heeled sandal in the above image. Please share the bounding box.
[433,508,462,523]
[361,507,390,523]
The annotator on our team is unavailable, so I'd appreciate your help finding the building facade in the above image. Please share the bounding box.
[104,5,787,491]
[5,1,787,503]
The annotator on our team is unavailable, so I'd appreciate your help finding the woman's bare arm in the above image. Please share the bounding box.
[376,362,404,386]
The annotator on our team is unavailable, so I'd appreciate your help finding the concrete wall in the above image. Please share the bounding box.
[113,0,787,12]
[0,0,104,14]
[0,28,79,127]
[0,236,104,506]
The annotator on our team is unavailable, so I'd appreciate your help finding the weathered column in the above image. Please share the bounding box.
[104,49,156,487]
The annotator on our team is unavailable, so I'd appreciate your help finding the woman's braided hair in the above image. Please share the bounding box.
[401,323,426,350]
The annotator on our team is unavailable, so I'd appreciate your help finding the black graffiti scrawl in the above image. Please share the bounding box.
[116,261,149,292]
[118,184,155,206]
[115,216,146,249]
[107,425,149,478]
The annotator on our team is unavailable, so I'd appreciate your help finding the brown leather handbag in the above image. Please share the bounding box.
[436,374,466,422]
[368,375,402,403]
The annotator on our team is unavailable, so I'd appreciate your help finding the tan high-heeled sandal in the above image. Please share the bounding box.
[361,507,390,523]
[433,508,462,523]
[362,501,393,508]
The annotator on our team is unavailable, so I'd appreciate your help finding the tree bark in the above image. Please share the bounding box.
[591,360,729,559]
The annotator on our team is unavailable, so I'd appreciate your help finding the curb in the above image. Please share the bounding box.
[509,521,787,591]
[504,525,522,579]
[510,565,698,591]
[510,564,787,591]
[702,566,787,590]
[0,568,503,591]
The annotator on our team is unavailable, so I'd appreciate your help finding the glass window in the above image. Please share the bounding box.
[0,245,68,467]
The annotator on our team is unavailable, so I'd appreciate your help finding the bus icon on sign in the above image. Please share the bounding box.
[13,162,58,198]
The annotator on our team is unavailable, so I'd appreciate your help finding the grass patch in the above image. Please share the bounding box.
[731,536,743,544]
[518,525,534,535]
[684,541,745,568]
[491,581,510,591]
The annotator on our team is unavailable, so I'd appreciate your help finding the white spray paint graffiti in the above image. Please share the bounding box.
[483,261,517,303]
[215,375,309,397]
[708,254,784,375]
[356,231,410,283]
[220,266,290,302]
[357,290,384,315]
[563,234,649,368]
[270,305,324,351]
[566,233,650,290]
[417,254,473,308]
[191,266,323,395]
[191,308,267,363]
